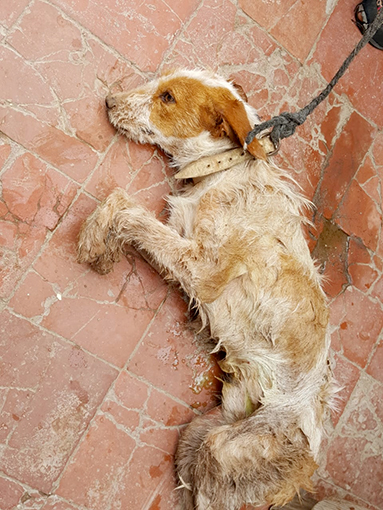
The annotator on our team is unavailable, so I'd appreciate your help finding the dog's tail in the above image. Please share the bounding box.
[176,385,318,510]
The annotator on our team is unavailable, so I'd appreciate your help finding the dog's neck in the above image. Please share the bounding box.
[174,148,254,180]
[174,136,276,181]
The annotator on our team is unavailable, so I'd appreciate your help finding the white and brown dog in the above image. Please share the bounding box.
[78,69,335,510]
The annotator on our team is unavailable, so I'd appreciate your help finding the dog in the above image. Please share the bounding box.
[77,69,335,509]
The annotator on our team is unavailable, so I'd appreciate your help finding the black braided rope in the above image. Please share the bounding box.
[246,6,383,149]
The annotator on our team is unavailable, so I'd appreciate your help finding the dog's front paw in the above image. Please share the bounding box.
[77,188,133,274]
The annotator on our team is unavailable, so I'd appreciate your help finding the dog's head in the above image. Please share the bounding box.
[106,69,266,166]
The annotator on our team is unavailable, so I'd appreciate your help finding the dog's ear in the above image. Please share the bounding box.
[210,92,267,161]
[231,81,248,103]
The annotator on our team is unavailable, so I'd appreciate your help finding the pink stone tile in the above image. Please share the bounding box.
[0,310,55,389]
[34,193,98,290]
[0,0,29,28]
[0,142,11,170]
[42,500,78,510]
[0,331,117,493]
[129,290,221,409]
[335,180,381,252]
[331,353,360,425]
[270,0,330,62]
[366,341,383,384]
[0,219,46,300]
[0,108,97,182]
[357,156,376,186]
[63,95,116,152]
[7,1,82,61]
[337,287,383,368]
[239,0,297,30]
[50,0,198,72]
[114,446,173,509]
[348,263,378,293]
[86,139,157,201]
[325,374,383,507]
[372,131,383,166]
[312,219,349,298]
[57,414,136,508]
[317,112,375,219]
[132,256,168,310]
[0,46,54,107]
[9,271,56,319]
[0,475,24,510]
[312,0,383,128]
[2,153,78,230]
[0,388,34,444]
[71,303,154,367]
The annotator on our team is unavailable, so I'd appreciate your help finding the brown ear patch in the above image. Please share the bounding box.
[231,81,248,103]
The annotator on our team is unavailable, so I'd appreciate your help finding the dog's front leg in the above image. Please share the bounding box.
[78,188,195,289]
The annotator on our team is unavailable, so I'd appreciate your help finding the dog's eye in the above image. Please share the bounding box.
[159,91,176,104]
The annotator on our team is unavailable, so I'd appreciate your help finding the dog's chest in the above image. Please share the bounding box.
[167,188,207,238]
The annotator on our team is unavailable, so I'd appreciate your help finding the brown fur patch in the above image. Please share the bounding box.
[150,76,267,159]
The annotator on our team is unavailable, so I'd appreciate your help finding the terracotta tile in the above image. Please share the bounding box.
[371,274,383,303]
[271,0,330,62]
[348,236,372,265]
[0,142,11,169]
[131,256,168,310]
[2,153,78,229]
[0,45,58,122]
[0,388,34,444]
[0,219,46,300]
[0,310,60,389]
[331,353,360,425]
[0,0,29,28]
[57,414,136,508]
[115,446,173,509]
[34,193,98,290]
[0,475,24,510]
[361,175,381,206]
[63,95,116,152]
[9,271,55,319]
[325,374,383,507]
[8,1,138,140]
[314,477,381,510]
[317,112,375,219]
[312,0,383,128]
[320,104,349,151]
[42,500,78,510]
[0,313,117,492]
[357,156,376,186]
[335,180,381,252]
[372,131,383,166]
[366,341,383,384]
[348,263,378,293]
[0,108,97,182]
[86,139,160,201]
[71,303,154,367]
[7,1,83,61]
[311,218,348,297]
[337,287,383,368]
[50,0,197,72]
[239,0,297,30]
[329,290,347,327]
[128,290,222,409]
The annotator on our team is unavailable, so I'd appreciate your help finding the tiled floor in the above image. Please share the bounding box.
[0,0,382,509]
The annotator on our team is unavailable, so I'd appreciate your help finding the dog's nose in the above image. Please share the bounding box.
[106,95,117,109]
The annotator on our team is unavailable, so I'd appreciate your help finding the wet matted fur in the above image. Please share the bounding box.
[77,69,336,509]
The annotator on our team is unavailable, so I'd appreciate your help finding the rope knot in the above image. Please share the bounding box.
[245,110,307,149]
